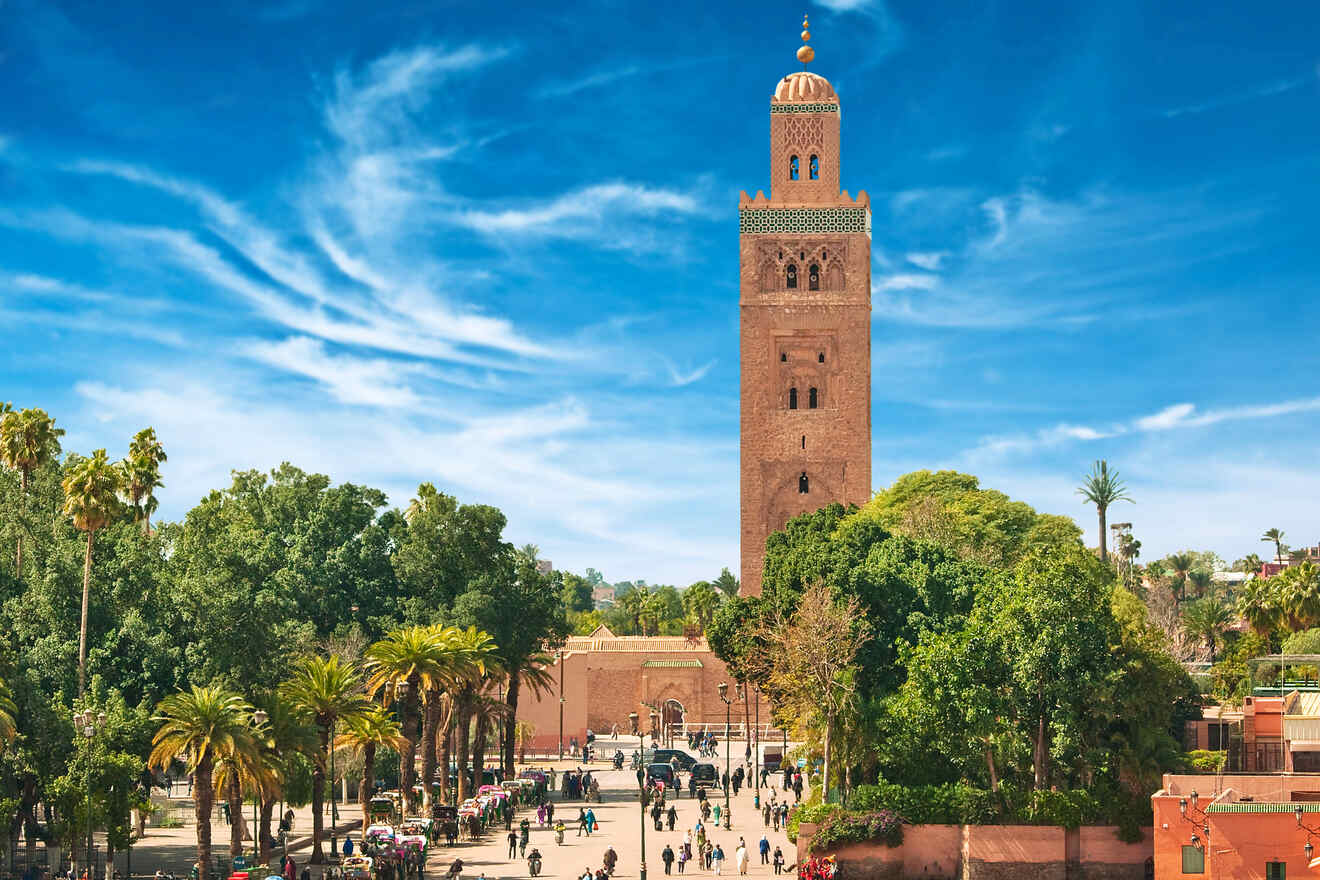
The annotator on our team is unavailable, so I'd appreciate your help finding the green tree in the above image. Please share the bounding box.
[561,573,595,613]
[335,706,405,824]
[1188,570,1213,600]
[393,483,508,619]
[148,686,257,880]
[1166,553,1194,602]
[712,568,740,598]
[281,655,369,863]
[1182,598,1233,661]
[62,449,124,696]
[364,626,449,814]
[1262,528,1287,563]
[682,581,722,632]
[1076,460,1132,564]
[0,407,64,577]
[122,428,167,534]
[1236,576,1283,639]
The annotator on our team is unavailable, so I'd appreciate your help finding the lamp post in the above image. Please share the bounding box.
[76,709,107,879]
[558,649,565,762]
[753,686,760,807]
[638,776,649,880]
[397,680,412,806]
[329,717,339,859]
[252,709,268,861]
[717,683,732,829]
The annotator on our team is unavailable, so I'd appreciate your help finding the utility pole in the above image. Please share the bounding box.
[718,683,732,829]
[558,649,565,762]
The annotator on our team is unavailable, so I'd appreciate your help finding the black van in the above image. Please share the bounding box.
[646,763,677,788]
[642,748,698,770]
[691,763,719,787]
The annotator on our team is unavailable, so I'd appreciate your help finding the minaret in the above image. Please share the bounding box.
[738,19,872,596]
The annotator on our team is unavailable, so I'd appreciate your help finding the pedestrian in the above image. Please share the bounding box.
[713,803,722,826]
[344,836,355,857]
[538,804,547,827]
[712,844,725,876]
[702,842,713,871]
[772,848,784,875]
[585,806,597,836]
[661,845,675,876]
[667,805,678,831]
[677,846,688,875]
[507,830,518,859]
[758,836,770,866]
[689,775,697,799]
[771,807,779,832]
[735,843,748,876]
[578,808,588,837]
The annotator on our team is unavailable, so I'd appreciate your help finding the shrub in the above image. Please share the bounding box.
[810,810,905,851]
[1182,750,1227,773]
[787,802,841,843]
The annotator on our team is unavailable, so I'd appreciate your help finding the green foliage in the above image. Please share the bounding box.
[1182,750,1227,772]
[809,810,904,851]
[785,802,840,843]
[1283,628,1320,655]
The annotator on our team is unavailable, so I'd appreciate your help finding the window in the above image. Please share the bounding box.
[786,264,798,289]
[780,352,787,362]
[801,436,805,449]
[1266,861,1286,880]
[788,388,798,410]
[818,353,825,363]
[1208,722,1228,751]
[1180,846,1204,873]
[808,387,818,409]
[809,154,819,180]
[808,264,820,290]
[798,472,809,494]
[789,155,799,180]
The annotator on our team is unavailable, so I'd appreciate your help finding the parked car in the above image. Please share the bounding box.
[642,748,698,770]
[691,763,719,787]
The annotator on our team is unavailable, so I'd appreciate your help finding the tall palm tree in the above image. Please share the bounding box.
[1279,562,1320,632]
[251,695,316,863]
[281,655,369,864]
[335,706,405,823]
[1188,570,1213,600]
[1076,460,1133,564]
[0,675,16,745]
[1237,553,1264,575]
[0,407,65,577]
[148,687,256,880]
[619,589,647,635]
[62,449,123,696]
[1182,598,1233,661]
[502,655,554,777]
[1263,528,1287,563]
[122,427,167,534]
[441,627,499,804]
[1237,577,1283,639]
[213,730,275,859]
[1167,553,1195,603]
[682,582,721,632]
[364,627,449,815]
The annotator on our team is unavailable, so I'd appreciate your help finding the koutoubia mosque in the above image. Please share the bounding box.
[517,22,870,749]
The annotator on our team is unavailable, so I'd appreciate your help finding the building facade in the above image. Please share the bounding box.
[738,31,872,596]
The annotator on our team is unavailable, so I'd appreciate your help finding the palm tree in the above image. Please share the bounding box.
[442,627,500,804]
[62,449,124,696]
[1076,460,1133,564]
[364,627,449,815]
[1237,577,1283,639]
[122,427,167,534]
[1292,549,1313,564]
[502,655,554,777]
[619,588,647,635]
[213,729,275,859]
[1263,528,1287,563]
[281,655,369,864]
[682,582,721,632]
[335,706,405,823]
[252,695,316,863]
[1237,553,1264,575]
[148,687,257,880]
[1182,598,1233,661]
[0,675,16,745]
[0,407,65,577]
[1279,562,1320,632]
[1167,553,1194,602]
[1188,570,1213,600]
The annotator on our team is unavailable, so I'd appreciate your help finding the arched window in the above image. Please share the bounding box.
[788,387,798,410]
[789,155,800,180]
[799,472,809,494]
[785,264,797,289]
[809,155,820,180]
[808,264,820,290]
[809,387,818,409]
[801,435,806,449]
[818,352,825,363]
[780,352,787,362]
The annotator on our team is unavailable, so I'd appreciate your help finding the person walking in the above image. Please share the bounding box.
[661,845,674,876]
[702,842,713,871]
[712,844,725,876]
[735,842,748,876]
[585,806,597,836]
[677,845,688,875]
[762,802,770,827]
[667,805,678,832]
[508,830,519,859]
[577,808,588,838]
[772,848,784,875]
[758,836,770,866]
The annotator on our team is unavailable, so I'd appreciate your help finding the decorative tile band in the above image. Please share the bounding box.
[739,207,870,237]
[770,102,840,114]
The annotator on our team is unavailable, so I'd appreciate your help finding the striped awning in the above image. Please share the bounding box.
[642,659,703,668]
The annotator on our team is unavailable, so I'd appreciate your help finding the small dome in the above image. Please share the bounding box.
[772,72,837,104]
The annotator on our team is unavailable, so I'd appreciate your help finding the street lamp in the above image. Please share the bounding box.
[638,774,649,880]
[76,709,107,879]
[252,709,268,861]
[330,716,339,859]
[558,649,565,762]
[717,683,732,829]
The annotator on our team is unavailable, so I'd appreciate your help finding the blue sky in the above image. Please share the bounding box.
[2,0,1318,585]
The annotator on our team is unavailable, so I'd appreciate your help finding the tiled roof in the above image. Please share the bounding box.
[641,659,703,669]
[1207,803,1320,813]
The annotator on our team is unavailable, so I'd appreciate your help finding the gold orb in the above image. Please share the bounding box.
[801,29,811,41]
[796,45,815,63]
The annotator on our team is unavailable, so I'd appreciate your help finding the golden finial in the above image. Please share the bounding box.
[797,15,814,65]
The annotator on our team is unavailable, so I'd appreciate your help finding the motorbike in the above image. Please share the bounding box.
[630,752,642,770]
[527,853,542,876]
[554,823,566,845]
[612,751,624,770]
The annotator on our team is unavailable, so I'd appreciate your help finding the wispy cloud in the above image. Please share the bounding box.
[1162,74,1313,119]
[663,358,717,387]
[536,65,641,99]
[875,272,939,291]
[1136,398,1320,431]
[244,336,425,408]
[905,251,948,271]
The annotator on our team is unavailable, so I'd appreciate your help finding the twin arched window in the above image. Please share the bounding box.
[790,154,822,181]
[785,264,797,289]
[789,155,800,180]
[808,264,820,291]
[809,155,820,180]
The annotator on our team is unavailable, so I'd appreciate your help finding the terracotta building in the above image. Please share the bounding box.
[514,627,774,752]
[738,22,872,596]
